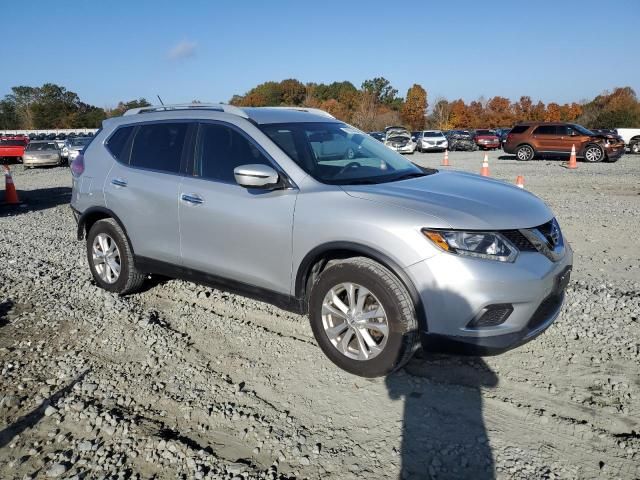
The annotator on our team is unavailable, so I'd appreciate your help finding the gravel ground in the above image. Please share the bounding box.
[0,150,639,479]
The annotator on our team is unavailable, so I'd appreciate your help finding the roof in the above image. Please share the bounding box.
[119,103,337,125]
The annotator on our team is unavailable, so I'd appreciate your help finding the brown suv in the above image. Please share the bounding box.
[503,122,625,162]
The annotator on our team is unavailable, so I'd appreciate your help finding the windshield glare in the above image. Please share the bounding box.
[261,122,426,185]
[27,142,57,151]
[571,124,595,136]
[69,137,91,146]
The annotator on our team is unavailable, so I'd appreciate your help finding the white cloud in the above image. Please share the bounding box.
[167,40,197,60]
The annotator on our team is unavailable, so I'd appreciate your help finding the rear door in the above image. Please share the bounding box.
[532,125,558,152]
[178,121,297,294]
[104,121,193,265]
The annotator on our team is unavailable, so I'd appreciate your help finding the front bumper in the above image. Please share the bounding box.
[420,141,448,151]
[476,141,500,149]
[406,242,573,355]
[387,144,416,154]
[605,144,625,160]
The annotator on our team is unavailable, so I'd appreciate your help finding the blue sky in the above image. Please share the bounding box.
[3,0,638,108]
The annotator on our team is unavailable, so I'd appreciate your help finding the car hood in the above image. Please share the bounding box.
[422,136,446,141]
[342,170,553,230]
[26,150,59,156]
[68,145,85,151]
[475,135,499,140]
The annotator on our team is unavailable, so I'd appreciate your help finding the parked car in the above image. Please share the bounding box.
[23,140,63,168]
[383,126,416,154]
[504,122,625,162]
[64,136,92,162]
[369,132,384,142]
[473,129,500,150]
[71,104,573,377]
[614,128,640,154]
[0,135,29,161]
[494,128,511,148]
[446,130,477,151]
[415,130,448,152]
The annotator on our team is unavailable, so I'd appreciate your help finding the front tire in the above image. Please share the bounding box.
[86,218,145,295]
[308,257,419,377]
[630,140,640,154]
[516,144,534,161]
[584,144,604,163]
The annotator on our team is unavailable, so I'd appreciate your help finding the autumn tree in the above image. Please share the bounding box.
[401,84,427,130]
[544,102,562,122]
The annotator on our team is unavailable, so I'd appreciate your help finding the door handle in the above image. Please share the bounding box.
[181,193,204,205]
[111,178,127,187]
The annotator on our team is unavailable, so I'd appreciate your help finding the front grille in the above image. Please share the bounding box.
[501,230,537,251]
[528,294,563,331]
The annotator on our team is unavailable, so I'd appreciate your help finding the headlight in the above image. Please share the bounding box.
[422,229,518,262]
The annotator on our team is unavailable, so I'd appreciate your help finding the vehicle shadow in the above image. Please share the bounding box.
[0,186,71,218]
[387,353,498,479]
[0,369,89,449]
[0,299,12,328]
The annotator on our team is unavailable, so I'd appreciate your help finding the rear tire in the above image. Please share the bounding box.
[86,218,145,295]
[308,257,419,377]
[630,140,640,154]
[516,144,534,161]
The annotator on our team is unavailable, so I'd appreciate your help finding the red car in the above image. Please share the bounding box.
[0,135,29,161]
[473,129,500,150]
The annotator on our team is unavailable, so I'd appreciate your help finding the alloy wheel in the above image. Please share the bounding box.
[321,282,389,361]
[92,233,121,284]
[584,146,603,162]
[517,145,533,161]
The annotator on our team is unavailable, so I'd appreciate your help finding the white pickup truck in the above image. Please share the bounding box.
[616,128,640,154]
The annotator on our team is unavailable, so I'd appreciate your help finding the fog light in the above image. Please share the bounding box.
[467,304,513,328]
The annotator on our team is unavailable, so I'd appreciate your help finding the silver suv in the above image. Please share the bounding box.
[70,104,573,377]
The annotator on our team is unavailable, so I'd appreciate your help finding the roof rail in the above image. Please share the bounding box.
[123,103,249,119]
[261,106,335,119]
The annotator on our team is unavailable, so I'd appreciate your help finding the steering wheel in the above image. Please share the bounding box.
[334,161,361,177]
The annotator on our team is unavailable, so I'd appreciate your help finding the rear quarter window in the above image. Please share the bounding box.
[106,126,134,163]
[509,125,529,134]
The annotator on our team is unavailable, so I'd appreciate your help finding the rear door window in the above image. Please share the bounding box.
[130,123,188,173]
[533,125,556,135]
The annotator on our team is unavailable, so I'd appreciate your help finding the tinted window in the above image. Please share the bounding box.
[106,126,134,162]
[510,125,529,134]
[196,123,271,183]
[130,123,188,173]
[533,125,556,135]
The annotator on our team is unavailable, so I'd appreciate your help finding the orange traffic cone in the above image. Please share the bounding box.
[480,153,489,177]
[567,144,577,169]
[441,149,450,166]
[515,175,525,188]
[3,165,20,205]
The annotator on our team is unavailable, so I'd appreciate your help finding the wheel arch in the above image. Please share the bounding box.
[77,207,135,255]
[295,242,428,331]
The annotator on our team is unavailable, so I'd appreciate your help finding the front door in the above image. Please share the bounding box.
[178,122,297,295]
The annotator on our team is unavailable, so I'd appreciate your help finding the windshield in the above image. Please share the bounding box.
[570,124,595,136]
[69,137,91,147]
[0,139,27,146]
[261,122,427,185]
[27,142,57,151]
[423,131,443,137]
[475,130,494,136]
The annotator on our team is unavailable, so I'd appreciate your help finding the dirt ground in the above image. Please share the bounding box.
[0,150,639,479]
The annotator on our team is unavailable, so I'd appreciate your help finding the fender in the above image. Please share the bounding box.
[295,241,428,330]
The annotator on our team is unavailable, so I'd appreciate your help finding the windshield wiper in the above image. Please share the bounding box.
[391,172,427,182]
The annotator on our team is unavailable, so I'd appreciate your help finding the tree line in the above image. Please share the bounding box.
[0,84,151,130]
[230,79,640,131]
[1,80,638,132]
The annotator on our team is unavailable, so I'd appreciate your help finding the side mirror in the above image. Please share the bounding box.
[234,164,280,189]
